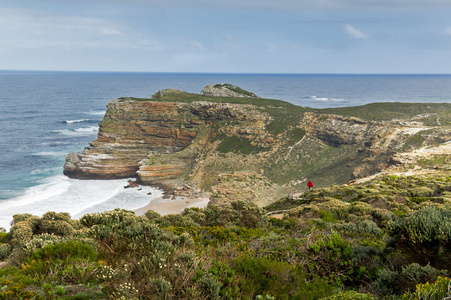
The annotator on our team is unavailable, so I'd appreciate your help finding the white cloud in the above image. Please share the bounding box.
[100,28,122,35]
[345,25,367,39]
[29,0,451,11]
[0,8,124,37]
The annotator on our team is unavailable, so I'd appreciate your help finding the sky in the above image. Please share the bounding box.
[1,0,451,73]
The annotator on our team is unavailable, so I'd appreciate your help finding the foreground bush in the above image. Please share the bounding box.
[402,276,451,300]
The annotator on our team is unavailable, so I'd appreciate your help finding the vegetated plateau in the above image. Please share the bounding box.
[1,84,451,299]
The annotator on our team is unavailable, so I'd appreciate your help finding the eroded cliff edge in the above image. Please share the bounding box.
[64,86,451,206]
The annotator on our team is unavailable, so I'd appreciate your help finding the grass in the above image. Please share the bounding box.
[318,102,451,125]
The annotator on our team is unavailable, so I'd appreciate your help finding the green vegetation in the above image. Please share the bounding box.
[1,172,451,299]
[216,134,268,154]
[319,102,451,125]
[212,83,260,98]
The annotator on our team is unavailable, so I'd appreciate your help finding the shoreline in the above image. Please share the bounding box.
[134,193,211,216]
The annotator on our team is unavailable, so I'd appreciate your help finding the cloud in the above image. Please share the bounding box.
[100,28,122,35]
[345,25,367,39]
[16,0,451,11]
[0,8,124,36]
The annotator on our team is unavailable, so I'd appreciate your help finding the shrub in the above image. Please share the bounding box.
[373,269,399,294]
[80,209,170,257]
[28,240,100,262]
[198,276,222,299]
[12,213,34,224]
[402,276,451,300]
[205,200,268,228]
[335,220,383,237]
[150,276,172,300]
[40,220,76,236]
[287,204,321,219]
[0,243,13,260]
[9,221,33,247]
[144,210,161,222]
[393,206,451,244]
[320,290,377,300]
[233,256,334,298]
[155,214,200,228]
[409,187,434,198]
[401,263,447,284]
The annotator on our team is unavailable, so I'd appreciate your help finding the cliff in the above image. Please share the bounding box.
[64,85,451,206]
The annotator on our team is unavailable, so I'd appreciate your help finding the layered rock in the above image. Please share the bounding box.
[64,87,451,205]
[201,83,260,98]
[64,96,271,181]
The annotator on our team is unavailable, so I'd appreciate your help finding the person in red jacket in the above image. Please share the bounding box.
[307,180,313,190]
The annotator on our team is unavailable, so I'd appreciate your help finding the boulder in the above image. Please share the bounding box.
[201,83,260,98]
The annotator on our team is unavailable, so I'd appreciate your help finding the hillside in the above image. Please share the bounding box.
[1,154,451,298]
[64,85,451,207]
[2,85,451,299]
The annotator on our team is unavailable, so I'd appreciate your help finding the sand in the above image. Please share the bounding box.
[134,195,210,216]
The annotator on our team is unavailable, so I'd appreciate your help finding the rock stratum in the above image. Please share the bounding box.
[64,85,451,206]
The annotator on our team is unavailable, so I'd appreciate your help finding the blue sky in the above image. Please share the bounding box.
[1,0,450,73]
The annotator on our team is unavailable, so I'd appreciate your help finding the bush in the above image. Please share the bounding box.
[198,276,222,299]
[40,220,76,236]
[320,291,376,300]
[396,206,451,244]
[373,269,399,294]
[205,200,268,228]
[335,220,383,237]
[233,256,334,298]
[28,240,100,262]
[144,210,161,222]
[155,214,200,228]
[9,221,33,247]
[401,263,447,284]
[0,243,13,260]
[149,276,172,300]
[402,276,451,300]
[390,206,451,264]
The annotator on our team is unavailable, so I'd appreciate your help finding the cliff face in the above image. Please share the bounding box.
[64,100,198,179]
[64,97,272,181]
[64,88,451,205]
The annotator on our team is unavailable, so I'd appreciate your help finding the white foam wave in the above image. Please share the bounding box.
[65,119,89,124]
[74,126,99,132]
[310,96,346,102]
[33,151,67,157]
[30,167,61,175]
[53,126,98,136]
[0,176,163,230]
[87,111,106,116]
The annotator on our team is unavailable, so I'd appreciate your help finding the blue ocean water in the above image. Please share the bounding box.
[1,71,450,229]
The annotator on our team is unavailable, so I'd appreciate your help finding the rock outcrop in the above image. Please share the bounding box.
[201,84,260,98]
[64,94,272,183]
[64,86,451,204]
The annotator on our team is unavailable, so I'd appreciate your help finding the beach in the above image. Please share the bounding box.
[134,194,211,216]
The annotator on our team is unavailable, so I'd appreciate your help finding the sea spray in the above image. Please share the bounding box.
[0,176,163,230]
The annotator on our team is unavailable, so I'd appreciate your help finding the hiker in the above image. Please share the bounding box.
[307,180,313,190]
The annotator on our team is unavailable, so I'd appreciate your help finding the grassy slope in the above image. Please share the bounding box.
[2,167,451,299]
[131,92,451,192]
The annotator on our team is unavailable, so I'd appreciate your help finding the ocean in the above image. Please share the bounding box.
[1,71,450,230]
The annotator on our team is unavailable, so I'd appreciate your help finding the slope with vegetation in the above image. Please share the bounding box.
[3,85,451,298]
[64,85,451,207]
[2,155,451,298]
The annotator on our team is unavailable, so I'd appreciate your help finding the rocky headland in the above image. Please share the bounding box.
[64,84,451,206]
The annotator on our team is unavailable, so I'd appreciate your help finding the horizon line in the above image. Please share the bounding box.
[0,69,451,76]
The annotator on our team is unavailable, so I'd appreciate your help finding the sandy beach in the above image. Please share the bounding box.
[134,194,211,216]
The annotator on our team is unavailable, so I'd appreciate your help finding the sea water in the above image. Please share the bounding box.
[1,71,450,229]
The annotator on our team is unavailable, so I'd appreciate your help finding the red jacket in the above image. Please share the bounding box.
[307,181,313,188]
